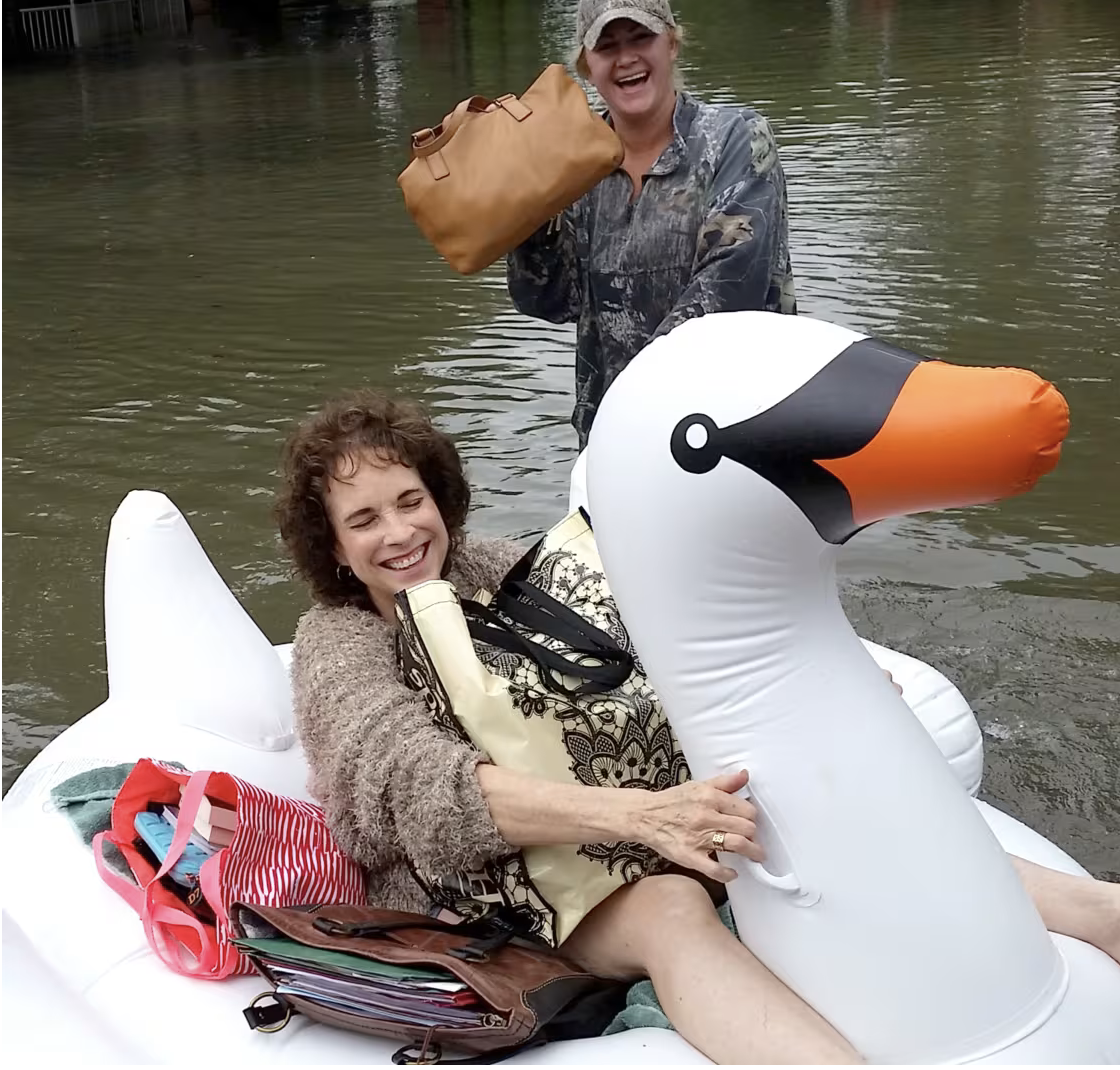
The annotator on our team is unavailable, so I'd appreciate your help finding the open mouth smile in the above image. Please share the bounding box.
[615,71,650,89]
[381,542,429,573]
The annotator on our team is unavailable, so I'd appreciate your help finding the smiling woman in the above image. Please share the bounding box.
[273,389,865,1063]
[275,392,470,617]
[574,13,684,138]
[507,0,798,450]
[325,457,451,619]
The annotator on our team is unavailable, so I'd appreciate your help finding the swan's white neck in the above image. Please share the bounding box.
[588,466,1065,1064]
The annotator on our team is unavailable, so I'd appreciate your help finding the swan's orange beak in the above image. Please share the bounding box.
[670,338,1071,544]
[817,361,1069,529]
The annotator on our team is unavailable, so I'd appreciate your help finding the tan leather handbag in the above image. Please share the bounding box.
[397,65,624,275]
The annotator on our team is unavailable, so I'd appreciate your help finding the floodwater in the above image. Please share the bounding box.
[3,0,1118,877]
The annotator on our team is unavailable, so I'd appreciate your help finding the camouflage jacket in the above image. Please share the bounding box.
[507,92,797,449]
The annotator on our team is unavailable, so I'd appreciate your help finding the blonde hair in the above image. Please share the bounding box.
[573,22,686,83]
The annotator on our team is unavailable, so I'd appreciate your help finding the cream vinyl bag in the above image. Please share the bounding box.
[394,510,688,946]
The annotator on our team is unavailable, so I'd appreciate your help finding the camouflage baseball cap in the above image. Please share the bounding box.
[576,0,677,52]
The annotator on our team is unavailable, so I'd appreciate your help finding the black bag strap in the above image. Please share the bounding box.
[313,916,459,938]
[457,515,633,697]
[312,914,514,962]
[501,536,543,585]
[470,591,629,672]
[490,516,615,660]
[495,581,619,653]
[462,598,631,697]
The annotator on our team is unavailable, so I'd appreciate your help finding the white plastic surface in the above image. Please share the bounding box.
[104,490,295,751]
[570,450,986,796]
[3,429,1116,1065]
[1,914,147,1064]
[585,311,1120,1064]
[3,765,1112,1066]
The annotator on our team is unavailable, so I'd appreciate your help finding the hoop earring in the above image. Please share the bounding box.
[336,564,353,582]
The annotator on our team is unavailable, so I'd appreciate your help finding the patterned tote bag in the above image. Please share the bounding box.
[395,510,689,947]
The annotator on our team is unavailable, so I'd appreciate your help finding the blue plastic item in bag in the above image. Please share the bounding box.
[133,810,215,888]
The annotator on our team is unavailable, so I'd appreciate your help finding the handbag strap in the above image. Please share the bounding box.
[411,91,534,157]
[312,916,463,938]
[410,95,493,158]
[465,599,630,690]
[495,581,624,658]
[148,769,214,888]
[142,898,221,978]
[462,598,632,697]
[144,771,231,977]
[312,914,514,963]
[410,92,534,181]
[392,1038,544,1065]
[93,831,220,975]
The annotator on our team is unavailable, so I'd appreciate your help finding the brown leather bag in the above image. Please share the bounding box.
[232,902,626,1064]
[397,64,624,275]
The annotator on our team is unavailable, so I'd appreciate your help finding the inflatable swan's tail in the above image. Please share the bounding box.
[104,490,293,751]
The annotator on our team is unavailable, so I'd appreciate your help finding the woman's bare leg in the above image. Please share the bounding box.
[1013,856,1120,963]
[562,874,861,1065]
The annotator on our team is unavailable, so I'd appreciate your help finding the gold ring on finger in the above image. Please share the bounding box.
[711,830,727,852]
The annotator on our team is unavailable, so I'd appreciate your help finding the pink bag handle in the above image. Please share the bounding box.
[96,771,232,977]
[142,900,219,977]
[92,766,216,899]
[93,832,151,914]
[93,832,218,974]
[140,770,233,978]
[149,770,212,886]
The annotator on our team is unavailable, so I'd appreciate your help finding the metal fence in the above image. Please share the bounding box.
[17,0,187,55]
[19,4,75,52]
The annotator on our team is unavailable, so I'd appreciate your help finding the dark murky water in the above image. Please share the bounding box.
[3,0,1118,877]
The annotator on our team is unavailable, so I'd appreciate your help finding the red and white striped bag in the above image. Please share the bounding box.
[94,758,367,980]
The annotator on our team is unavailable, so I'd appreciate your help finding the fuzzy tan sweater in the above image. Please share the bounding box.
[291,536,526,914]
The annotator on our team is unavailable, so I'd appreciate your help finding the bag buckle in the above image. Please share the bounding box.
[243,992,291,1033]
[392,1027,441,1064]
[448,944,488,963]
[448,927,514,962]
[494,93,532,122]
[312,916,382,938]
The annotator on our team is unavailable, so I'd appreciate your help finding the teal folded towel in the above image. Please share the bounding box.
[50,763,138,844]
[603,900,739,1035]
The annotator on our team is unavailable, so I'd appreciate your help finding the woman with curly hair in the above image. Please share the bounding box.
[275,388,860,1064]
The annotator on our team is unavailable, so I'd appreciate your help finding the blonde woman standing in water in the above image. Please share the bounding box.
[508,0,798,450]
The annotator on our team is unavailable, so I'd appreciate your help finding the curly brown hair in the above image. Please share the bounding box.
[275,390,470,612]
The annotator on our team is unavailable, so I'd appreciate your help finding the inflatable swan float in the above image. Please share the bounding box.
[2,311,1115,1063]
[583,310,1120,1063]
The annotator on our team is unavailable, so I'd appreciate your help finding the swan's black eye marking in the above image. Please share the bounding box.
[670,338,928,544]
